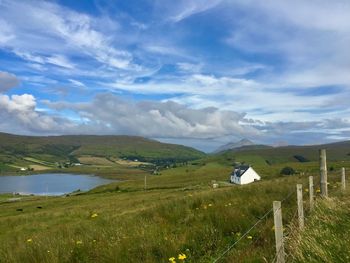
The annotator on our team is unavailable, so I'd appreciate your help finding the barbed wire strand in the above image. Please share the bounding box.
[212,187,295,263]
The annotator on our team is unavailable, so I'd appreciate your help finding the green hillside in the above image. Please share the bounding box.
[215,141,350,166]
[0,133,205,172]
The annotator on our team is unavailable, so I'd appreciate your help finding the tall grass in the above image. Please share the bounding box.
[0,156,347,262]
[0,175,307,263]
[287,189,350,262]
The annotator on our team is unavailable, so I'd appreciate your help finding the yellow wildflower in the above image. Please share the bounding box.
[26,238,33,243]
[247,236,253,239]
[91,213,98,218]
[203,205,207,209]
[169,257,176,262]
[316,189,321,193]
[47,250,50,253]
[178,253,187,260]
[76,240,83,245]
[228,203,232,206]
[305,188,309,192]
[208,203,213,207]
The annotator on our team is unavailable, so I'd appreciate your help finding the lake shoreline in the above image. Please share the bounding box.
[0,173,116,196]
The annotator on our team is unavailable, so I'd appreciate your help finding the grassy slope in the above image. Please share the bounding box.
[288,190,350,262]
[216,141,350,164]
[0,133,205,173]
[0,152,348,262]
[0,136,349,262]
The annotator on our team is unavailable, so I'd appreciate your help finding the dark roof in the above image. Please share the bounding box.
[231,165,250,177]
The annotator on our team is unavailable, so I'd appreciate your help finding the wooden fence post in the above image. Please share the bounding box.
[144,175,147,190]
[273,201,285,263]
[319,149,328,197]
[309,176,314,211]
[297,184,304,229]
[341,167,346,191]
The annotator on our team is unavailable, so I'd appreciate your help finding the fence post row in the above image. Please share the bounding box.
[319,149,328,197]
[273,201,285,263]
[271,153,347,262]
[309,176,314,211]
[296,184,304,229]
[341,167,346,191]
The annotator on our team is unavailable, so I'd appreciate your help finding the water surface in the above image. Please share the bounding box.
[0,173,114,196]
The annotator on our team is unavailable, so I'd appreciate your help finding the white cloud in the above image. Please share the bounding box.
[0,90,348,150]
[165,0,222,22]
[0,0,134,71]
[46,55,75,69]
[68,79,85,87]
[45,93,259,139]
[225,0,350,90]
[0,18,15,44]
[0,94,75,133]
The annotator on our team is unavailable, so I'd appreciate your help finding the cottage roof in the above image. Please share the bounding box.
[231,165,250,177]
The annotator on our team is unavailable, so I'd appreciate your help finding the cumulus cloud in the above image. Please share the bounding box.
[1,90,349,151]
[44,93,259,139]
[0,94,75,134]
[0,71,20,92]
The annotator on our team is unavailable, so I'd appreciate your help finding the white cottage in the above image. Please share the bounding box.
[230,165,261,185]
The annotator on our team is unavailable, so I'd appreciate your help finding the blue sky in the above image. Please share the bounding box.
[0,0,350,151]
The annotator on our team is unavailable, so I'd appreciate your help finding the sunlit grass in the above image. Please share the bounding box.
[0,156,348,262]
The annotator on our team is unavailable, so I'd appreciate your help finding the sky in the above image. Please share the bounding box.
[0,0,350,152]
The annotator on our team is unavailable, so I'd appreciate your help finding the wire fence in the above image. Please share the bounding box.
[212,188,296,263]
[212,163,347,263]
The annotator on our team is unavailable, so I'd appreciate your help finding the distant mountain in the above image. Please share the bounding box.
[213,138,256,153]
[0,132,205,165]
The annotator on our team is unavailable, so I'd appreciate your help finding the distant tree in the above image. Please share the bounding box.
[329,166,335,171]
[280,166,296,176]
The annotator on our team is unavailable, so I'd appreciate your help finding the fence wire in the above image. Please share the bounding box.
[212,188,296,263]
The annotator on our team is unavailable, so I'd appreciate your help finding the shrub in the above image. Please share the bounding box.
[280,166,295,175]
[293,155,310,162]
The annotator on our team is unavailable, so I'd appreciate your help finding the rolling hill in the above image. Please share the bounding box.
[215,140,350,165]
[0,132,205,170]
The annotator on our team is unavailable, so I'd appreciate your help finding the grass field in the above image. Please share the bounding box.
[78,156,116,166]
[0,150,348,262]
[0,135,349,262]
[288,189,350,262]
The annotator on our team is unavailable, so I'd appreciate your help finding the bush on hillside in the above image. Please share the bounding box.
[280,166,296,175]
[293,155,310,162]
